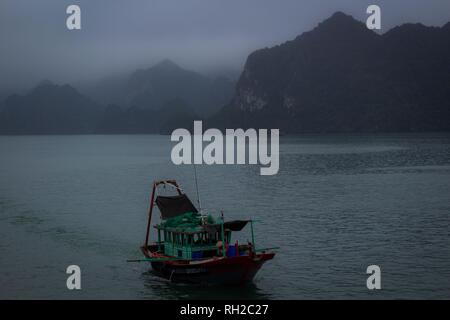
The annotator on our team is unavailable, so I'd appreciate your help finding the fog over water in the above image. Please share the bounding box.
[1,0,450,90]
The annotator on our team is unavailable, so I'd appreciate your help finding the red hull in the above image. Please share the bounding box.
[141,245,275,285]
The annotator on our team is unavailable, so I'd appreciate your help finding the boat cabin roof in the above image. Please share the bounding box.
[154,212,250,235]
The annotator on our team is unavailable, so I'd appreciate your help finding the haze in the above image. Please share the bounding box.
[1,0,450,91]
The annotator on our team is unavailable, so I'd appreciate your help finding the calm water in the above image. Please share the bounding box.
[0,133,449,299]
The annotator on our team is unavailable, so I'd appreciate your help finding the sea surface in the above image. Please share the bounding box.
[0,133,449,299]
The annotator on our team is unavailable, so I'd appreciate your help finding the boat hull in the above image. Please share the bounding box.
[142,246,274,285]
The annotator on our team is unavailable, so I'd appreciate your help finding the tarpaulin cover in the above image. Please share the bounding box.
[224,220,249,231]
[160,212,201,229]
[155,194,198,219]
[160,212,216,231]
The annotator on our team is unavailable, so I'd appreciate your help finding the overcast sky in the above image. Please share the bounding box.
[1,0,450,90]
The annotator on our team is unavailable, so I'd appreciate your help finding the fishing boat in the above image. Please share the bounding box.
[137,180,276,285]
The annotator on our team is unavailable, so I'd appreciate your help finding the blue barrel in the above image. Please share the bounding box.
[227,246,237,257]
[192,251,203,259]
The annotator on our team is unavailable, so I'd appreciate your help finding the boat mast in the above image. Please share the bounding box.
[144,181,157,247]
[250,220,256,252]
[193,164,202,212]
[221,212,226,257]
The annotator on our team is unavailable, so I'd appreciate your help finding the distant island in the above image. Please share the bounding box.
[1,12,449,134]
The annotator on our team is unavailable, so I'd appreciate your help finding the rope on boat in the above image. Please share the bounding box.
[156,181,184,196]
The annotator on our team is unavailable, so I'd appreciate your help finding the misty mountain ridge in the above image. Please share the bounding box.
[0,81,199,134]
[0,60,231,134]
[81,59,235,117]
[211,11,450,132]
[127,59,234,116]
[0,82,101,134]
[1,12,450,134]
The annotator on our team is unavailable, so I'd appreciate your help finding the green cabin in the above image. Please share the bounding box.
[154,211,252,260]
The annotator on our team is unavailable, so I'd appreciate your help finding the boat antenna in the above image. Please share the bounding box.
[193,163,202,213]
